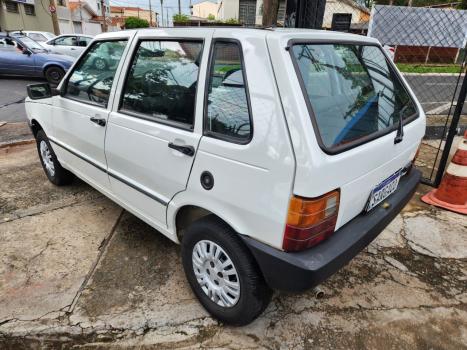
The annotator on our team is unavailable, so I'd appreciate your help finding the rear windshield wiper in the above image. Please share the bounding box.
[394,102,410,144]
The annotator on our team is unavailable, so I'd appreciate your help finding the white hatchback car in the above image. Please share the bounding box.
[25,28,425,325]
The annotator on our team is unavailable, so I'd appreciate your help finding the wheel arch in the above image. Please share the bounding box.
[171,201,246,244]
[30,118,43,138]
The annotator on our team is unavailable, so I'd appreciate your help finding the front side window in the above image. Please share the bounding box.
[65,40,127,107]
[205,41,251,143]
[120,40,203,128]
[291,43,417,151]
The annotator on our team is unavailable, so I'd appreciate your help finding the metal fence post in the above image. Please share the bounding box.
[434,61,467,187]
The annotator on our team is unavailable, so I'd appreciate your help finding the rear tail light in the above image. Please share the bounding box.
[283,190,340,252]
[389,47,395,53]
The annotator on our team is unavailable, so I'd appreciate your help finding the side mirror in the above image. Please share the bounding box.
[22,48,31,55]
[27,83,60,100]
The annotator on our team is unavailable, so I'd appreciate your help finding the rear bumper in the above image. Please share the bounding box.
[241,168,421,292]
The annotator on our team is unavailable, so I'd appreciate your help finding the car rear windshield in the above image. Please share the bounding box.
[291,43,417,152]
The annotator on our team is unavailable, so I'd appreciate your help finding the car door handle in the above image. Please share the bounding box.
[168,142,195,156]
[90,116,106,127]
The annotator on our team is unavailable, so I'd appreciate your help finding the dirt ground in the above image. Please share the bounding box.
[0,143,466,349]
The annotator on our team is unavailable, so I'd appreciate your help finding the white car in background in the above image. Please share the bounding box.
[11,31,56,43]
[41,34,93,58]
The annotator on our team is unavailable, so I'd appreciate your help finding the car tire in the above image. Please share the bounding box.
[93,58,107,70]
[36,130,74,186]
[44,66,65,85]
[181,215,272,326]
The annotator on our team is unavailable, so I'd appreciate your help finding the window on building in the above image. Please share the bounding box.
[205,41,252,143]
[56,0,66,6]
[65,40,128,107]
[24,4,35,16]
[120,40,203,129]
[5,1,19,13]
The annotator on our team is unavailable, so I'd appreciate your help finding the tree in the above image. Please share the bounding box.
[173,13,189,22]
[207,13,215,20]
[125,16,149,29]
[262,0,280,27]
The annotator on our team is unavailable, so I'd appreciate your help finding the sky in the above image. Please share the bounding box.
[109,0,196,26]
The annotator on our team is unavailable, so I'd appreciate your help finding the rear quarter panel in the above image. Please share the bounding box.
[267,32,426,230]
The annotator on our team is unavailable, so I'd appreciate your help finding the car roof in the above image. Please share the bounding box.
[93,27,379,44]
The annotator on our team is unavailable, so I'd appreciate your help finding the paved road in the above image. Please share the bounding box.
[0,77,45,123]
[0,74,465,123]
[404,74,466,115]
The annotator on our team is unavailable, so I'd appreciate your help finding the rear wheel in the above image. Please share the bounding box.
[181,215,272,326]
[36,130,74,186]
[44,66,65,85]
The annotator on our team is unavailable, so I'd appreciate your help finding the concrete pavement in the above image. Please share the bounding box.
[0,143,466,349]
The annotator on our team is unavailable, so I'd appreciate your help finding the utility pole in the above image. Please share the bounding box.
[101,0,107,32]
[149,0,153,26]
[178,0,181,14]
[48,0,60,35]
[78,0,83,33]
[166,7,169,26]
[160,0,164,27]
[262,0,279,27]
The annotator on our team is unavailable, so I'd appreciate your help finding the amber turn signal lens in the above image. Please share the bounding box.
[283,190,340,252]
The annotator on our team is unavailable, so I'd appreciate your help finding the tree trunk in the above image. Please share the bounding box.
[262,0,280,27]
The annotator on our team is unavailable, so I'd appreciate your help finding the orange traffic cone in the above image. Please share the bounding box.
[421,131,467,215]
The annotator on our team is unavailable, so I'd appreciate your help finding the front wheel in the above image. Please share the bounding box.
[44,66,65,85]
[36,130,74,186]
[181,215,272,326]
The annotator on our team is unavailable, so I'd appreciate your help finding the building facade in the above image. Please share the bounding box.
[110,6,157,28]
[217,0,286,26]
[0,0,54,32]
[192,0,219,19]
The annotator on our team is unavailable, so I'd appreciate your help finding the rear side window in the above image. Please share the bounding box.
[291,43,417,152]
[120,40,203,129]
[205,41,252,143]
[65,40,128,107]
[55,36,77,46]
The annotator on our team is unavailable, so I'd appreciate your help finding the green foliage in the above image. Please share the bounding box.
[396,64,460,74]
[124,16,149,29]
[459,0,467,9]
[207,13,215,20]
[173,13,190,22]
[224,18,239,24]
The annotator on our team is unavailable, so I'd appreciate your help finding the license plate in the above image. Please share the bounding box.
[365,170,402,212]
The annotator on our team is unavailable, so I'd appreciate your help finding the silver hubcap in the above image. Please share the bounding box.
[40,140,55,176]
[192,240,240,308]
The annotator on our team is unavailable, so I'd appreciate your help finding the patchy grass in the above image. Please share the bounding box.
[396,64,461,74]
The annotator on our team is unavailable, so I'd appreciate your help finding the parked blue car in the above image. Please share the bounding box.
[0,33,74,85]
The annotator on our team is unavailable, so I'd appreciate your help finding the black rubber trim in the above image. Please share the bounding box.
[49,137,168,206]
[240,168,421,292]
